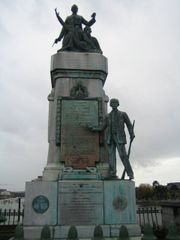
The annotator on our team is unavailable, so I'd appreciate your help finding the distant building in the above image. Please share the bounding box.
[0,189,25,200]
[0,197,25,211]
[0,189,11,199]
[0,189,6,192]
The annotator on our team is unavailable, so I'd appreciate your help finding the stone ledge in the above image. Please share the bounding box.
[24,224,141,240]
[51,69,107,88]
[51,52,108,73]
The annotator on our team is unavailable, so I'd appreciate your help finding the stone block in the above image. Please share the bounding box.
[24,226,41,240]
[110,224,141,237]
[51,52,108,74]
[54,78,106,99]
[104,180,137,224]
[24,180,140,239]
[96,162,109,179]
[60,169,101,180]
[24,225,141,239]
[24,181,57,226]
[58,180,103,225]
[50,52,108,89]
[43,163,63,181]
[54,225,110,239]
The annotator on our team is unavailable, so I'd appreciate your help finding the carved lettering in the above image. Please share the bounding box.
[58,182,103,225]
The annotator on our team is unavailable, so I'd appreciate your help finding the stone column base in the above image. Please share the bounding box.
[42,163,64,181]
[24,180,141,239]
[24,224,141,240]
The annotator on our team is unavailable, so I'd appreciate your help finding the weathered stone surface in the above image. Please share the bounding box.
[54,78,106,98]
[50,52,108,90]
[51,52,107,75]
[43,163,63,181]
[23,181,57,226]
[110,224,141,238]
[96,162,109,179]
[24,180,141,239]
[104,180,137,224]
[61,99,99,168]
[24,225,141,240]
[60,169,101,180]
[44,52,109,176]
[58,180,103,225]
[161,201,180,229]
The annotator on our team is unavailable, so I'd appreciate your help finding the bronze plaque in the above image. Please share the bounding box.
[61,100,99,168]
[58,181,103,225]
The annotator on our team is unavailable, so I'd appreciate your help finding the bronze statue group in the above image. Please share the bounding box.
[53,4,102,53]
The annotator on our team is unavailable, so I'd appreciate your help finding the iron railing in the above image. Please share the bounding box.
[137,206,162,227]
[0,204,162,227]
[0,208,24,225]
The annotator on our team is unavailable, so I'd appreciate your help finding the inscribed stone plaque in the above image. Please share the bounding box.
[104,180,137,224]
[61,100,99,168]
[58,181,103,225]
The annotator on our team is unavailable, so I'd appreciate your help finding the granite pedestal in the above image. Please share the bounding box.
[24,180,140,239]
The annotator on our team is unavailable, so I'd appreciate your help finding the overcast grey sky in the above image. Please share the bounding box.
[0,0,180,191]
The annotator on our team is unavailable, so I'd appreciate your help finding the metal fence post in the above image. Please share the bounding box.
[17,198,21,223]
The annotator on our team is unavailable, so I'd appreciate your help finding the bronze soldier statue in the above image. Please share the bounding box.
[104,99,135,179]
[88,99,135,179]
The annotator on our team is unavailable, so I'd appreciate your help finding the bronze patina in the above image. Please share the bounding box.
[53,5,102,53]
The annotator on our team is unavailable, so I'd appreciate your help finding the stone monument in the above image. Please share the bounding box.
[23,5,141,240]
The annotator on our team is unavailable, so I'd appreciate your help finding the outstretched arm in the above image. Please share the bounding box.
[86,115,107,132]
[53,8,66,45]
[55,8,65,26]
[81,12,96,27]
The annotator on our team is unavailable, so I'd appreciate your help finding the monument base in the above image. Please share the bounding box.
[24,179,141,239]
[24,225,141,240]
